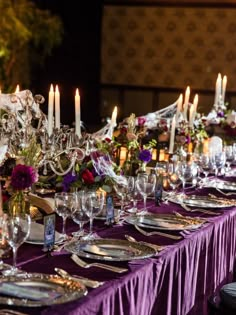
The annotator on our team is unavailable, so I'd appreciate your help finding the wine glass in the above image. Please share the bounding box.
[199,154,211,180]
[83,190,105,240]
[225,146,234,172]
[3,213,31,275]
[178,162,194,192]
[71,191,89,238]
[167,163,181,193]
[214,151,226,176]
[54,192,75,240]
[136,173,156,215]
[113,177,128,214]
[124,176,135,212]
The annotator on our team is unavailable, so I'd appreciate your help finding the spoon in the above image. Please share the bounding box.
[125,235,164,252]
[54,267,104,288]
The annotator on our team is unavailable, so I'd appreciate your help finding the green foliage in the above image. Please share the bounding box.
[0,0,63,91]
[20,136,42,167]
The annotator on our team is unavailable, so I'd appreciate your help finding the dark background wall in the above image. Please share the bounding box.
[31,0,236,129]
[32,0,103,130]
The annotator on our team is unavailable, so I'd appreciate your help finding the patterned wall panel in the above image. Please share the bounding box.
[101,5,236,91]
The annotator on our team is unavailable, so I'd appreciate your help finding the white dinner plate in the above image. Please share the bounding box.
[26,222,63,245]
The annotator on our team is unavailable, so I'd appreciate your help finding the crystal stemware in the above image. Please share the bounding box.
[177,161,194,191]
[167,163,181,193]
[113,177,128,214]
[3,213,31,275]
[83,190,105,240]
[71,191,89,238]
[214,151,226,176]
[124,176,136,212]
[54,192,75,240]
[225,146,234,172]
[136,173,156,215]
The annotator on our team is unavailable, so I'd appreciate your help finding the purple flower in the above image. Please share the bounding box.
[217,111,225,118]
[11,164,38,190]
[138,149,152,163]
[62,172,78,192]
[185,134,191,144]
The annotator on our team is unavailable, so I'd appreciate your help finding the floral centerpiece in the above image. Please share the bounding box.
[175,118,208,154]
[116,113,157,175]
[8,164,38,216]
[59,139,120,193]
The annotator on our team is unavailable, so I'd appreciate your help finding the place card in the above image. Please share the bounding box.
[106,195,114,225]
[44,214,56,252]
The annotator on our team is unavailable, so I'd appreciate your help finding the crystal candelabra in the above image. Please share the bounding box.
[0,90,116,176]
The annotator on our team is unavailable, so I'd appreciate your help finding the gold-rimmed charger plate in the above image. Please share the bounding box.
[65,238,156,261]
[170,195,235,208]
[202,179,236,191]
[0,273,87,307]
[125,214,205,231]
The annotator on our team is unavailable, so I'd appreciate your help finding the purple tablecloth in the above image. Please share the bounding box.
[2,185,236,315]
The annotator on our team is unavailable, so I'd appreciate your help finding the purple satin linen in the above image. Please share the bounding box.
[2,185,236,315]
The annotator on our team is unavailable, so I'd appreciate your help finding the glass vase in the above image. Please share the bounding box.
[8,190,30,217]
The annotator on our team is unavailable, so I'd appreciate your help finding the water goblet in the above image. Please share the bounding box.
[54,192,75,240]
[3,213,31,275]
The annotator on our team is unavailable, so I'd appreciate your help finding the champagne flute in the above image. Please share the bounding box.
[3,213,31,275]
[54,192,75,240]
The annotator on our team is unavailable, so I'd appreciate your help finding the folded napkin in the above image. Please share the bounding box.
[28,193,54,214]
[28,221,63,244]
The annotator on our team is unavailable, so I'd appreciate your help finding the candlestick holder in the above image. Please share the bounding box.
[0,90,117,178]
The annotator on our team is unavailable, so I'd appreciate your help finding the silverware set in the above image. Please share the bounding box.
[134,224,182,240]
[180,203,220,216]
[54,268,104,288]
[124,234,164,252]
[71,254,128,273]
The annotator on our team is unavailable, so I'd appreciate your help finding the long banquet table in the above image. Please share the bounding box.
[1,181,236,315]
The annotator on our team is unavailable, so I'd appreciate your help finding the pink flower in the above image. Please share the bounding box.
[138,117,146,126]
[126,132,137,141]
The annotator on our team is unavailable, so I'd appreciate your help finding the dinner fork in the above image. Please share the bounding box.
[180,203,220,216]
[71,254,128,273]
[134,225,182,240]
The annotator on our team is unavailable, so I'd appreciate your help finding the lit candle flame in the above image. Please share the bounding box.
[15,84,20,93]
[111,106,117,126]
